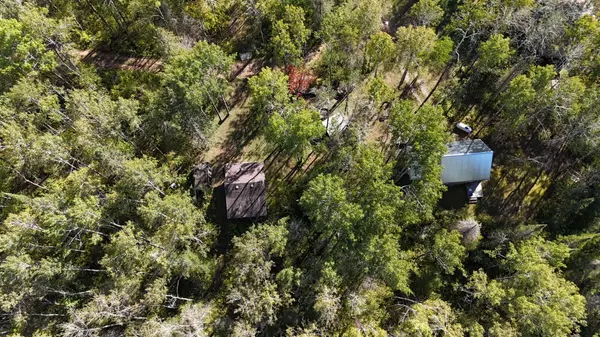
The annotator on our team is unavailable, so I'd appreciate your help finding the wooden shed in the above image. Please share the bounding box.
[224,162,267,219]
[192,162,213,202]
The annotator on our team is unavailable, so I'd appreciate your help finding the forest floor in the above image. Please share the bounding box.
[76,49,163,71]
[482,165,552,219]
[200,64,439,195]
[200,87,269,186]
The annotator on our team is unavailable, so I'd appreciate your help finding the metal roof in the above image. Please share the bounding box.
[441,140,493,184]
[224,162,267,219]
[446,139,492,155]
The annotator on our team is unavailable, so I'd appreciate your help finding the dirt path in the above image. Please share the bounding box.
[230,58,266,80]
[76,49,164,72]
[76,49,265,80]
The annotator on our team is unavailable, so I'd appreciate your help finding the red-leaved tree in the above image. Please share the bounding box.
[287,65,316,96]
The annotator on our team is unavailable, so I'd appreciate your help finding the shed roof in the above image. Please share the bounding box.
[224,162,267,219]
[446,139,492,156]
[193,163,212,190]
[441,140,493,184]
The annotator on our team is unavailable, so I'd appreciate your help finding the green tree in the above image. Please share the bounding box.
[366,76,396,108]
[224,221,290,330]
[265,106,324,160]
[494,65,600,175]
[430,229,466,275]
[107,156,177,219]
[0,79,68,188]
[408,0,444,27]
[64,87,140,172]
[567,14,600,82]
[395,25,439,87]
[64,0,174,56]
[248,67,291,125]
[396,299,464,336]
[0,169,105,329]
[389,102,448,222]
[475,34,514,72]
[156,40,234,150]
[428,36,454,73]
[100,223,149,285]
[365,32,396,75]
[301,146,415,293]
[318,0,390,86]
[139,191,216,280]
[133,302,217,336]
[185,0,236,32]
[271,5,311,66]
[0,18,56,92]
[300,174,364,244]
[465,237,587,336]
[62,287,144,336]
[365,76,396,119]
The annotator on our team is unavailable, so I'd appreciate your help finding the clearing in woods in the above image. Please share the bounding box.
[76,47,442,188]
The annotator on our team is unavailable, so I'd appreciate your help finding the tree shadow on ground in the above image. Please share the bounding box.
[477,162,546,223]
[388,0,419,33]
[229,57,267,81]
[206,184,267,254]
[439,184,469,210]
[80,49,163,72]
[210,82,261,182]
[204,186,266,299]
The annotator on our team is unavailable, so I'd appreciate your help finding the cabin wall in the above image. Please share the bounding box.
[441,152,493,184]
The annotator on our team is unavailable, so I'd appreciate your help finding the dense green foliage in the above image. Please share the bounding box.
[0,0,599,336]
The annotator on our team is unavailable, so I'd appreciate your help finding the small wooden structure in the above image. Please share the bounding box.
[466,181,484,204]
[192,162,213,202]
[224,162,267,219]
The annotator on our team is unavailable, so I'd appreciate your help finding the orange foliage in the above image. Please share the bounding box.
[287,65,316,96]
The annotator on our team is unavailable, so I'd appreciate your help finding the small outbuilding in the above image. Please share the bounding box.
[224,162,267,219]
[192,162,213,202]
[441,140,493,185]
[442,139,493,204]
[409,139,493,205]
[466,181,484,204]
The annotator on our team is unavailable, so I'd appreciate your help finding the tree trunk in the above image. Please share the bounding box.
[82,0,114,33]
[398,67,409,89]
[221,94,230,117]
[416,62,451,113]
[401,75,419,98]
[207,92,223,122]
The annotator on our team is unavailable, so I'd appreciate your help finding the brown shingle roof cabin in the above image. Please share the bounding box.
[224,162,267,219]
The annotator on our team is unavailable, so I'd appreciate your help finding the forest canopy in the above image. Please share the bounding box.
[0,0,599,336]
